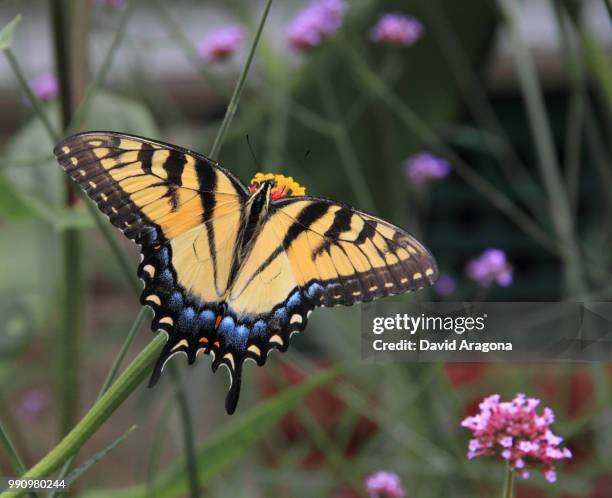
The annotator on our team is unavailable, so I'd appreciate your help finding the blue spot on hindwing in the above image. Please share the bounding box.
[168,291,183,312]
[227,325,249,349]
[274,308,288,323]
[218,316,235,336]
[160,269,173,285]
[157,246,170,267]
[199,309,216,329]
[287,291,301,310]
[306,283,323,300]
[177,307,196,335]
[253,320,267,338]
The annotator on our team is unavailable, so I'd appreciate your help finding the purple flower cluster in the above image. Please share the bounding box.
[369,13,424,46]
[403,152,450,186]
[287,0,347,52]
[364,471,405,498]
[31,73,58,102]
[198,25,245,64]
[462,394,572,483]
[465,249,513,287]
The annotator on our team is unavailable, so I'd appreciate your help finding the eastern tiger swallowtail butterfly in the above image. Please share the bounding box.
[54,132,439,414]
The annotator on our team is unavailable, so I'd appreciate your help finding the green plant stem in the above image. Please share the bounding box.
[209,0,273,159]
[498,0,585,296]
[0,421,27,475]
[0,333,166,498]
[169,367,200,498]
[68,0,135,134]
[502,463,515,498]
[318,74,377,213]
[48,306,149,498]
[58,229,83,437]
[342,43,558,254]
[0,422,37,498]
[100,307,149,394]
[4,49,60,141]
[52,0,84,440]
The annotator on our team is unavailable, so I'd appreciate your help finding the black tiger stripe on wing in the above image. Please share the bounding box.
[269,197,438,306]
[54,132,248,244]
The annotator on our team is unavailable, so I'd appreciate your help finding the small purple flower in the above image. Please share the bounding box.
[462,394,572,483]
[198,25,245,64]
[465,249,513,287]
[31,73,58,102]
[365,471,405,498]
[17,388,49,421]
[434,273,457,297]
[369,13,424,46]
[403,152,450,186]
[287,0,347,52]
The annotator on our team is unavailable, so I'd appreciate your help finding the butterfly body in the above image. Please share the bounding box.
[55,132,438,413]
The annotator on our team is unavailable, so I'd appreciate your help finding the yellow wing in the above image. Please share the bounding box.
[54,131,247,243]
[223,197,438,368]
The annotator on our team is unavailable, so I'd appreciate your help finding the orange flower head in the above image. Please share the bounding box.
[249,173,306,200]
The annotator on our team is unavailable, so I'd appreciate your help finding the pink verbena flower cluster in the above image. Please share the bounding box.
[198,25,246,64]
[462,394,572,483]
[369,13,424,46]
[287,0,347,51]
[364,471,405,498]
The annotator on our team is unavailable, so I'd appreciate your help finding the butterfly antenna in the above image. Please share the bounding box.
[246,135,261,170]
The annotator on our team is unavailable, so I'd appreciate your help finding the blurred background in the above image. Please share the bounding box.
[0,0,611,497]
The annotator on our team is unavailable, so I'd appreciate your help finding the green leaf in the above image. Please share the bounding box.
[0,174,38,222]
[0,15,22,51]
[81,367,341,498]
[64,426,137,487]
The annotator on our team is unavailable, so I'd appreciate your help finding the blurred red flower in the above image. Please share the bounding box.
[257,360,378,468]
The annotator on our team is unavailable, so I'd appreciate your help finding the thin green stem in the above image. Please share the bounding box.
[0,421,26,475]
[58,229,83,436]
[318,75,377,213]
[421,1,545,220]
[4,49,60,142]
[49,307,149,498]
[0,334,166,498]
[342,43,558,254]
[0,422,37,498]
[169,367,200,498]
[209,0,273,159]
[498,0,585,296]
[68,0,135,134]
[502,463,515,498]
[100,307,149,394]
[52,0,84,440]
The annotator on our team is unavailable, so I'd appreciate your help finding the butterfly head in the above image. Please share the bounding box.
[249,173,306,201]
